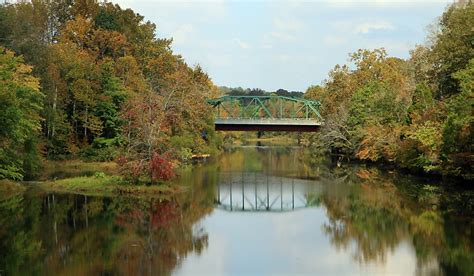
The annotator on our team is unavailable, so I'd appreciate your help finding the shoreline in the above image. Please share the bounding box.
[1,145,469,198]
[36,175,186,197]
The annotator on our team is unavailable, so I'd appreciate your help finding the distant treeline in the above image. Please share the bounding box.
[219,86,304,98]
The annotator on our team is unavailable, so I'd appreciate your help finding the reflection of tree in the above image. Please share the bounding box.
[109,197,209,275]
[0,164,215,275]
[219,148,263,172]
[219,147,324,179]
[323,193,408,263]
[319,167,474,274]
[0,192,43,274]
[304,193,322,207]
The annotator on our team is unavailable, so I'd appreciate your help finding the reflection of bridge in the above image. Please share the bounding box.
[207,95,323,132]
[215,172,321,212]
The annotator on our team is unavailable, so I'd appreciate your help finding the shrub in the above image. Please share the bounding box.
[117,152,176,184]
[79,137,122,161]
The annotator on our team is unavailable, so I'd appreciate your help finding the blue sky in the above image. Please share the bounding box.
[114,0,452,91]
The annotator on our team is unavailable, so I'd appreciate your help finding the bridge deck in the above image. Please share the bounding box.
[215,118,322,132]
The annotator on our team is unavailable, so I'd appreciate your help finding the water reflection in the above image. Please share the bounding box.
[0,175,215,275]
[317,167,474,275]
[0,146,473,275]
[216,172,321,212]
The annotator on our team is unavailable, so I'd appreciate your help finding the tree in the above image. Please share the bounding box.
[305,85,324,100]
[95,60,127,138]
[407,82,435,123]
[0,48,43,180]
[430,2,474,97]
[440,58,474,178]
[0,0,221,177]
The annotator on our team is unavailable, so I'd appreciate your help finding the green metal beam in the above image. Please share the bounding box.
[206,95,323,121]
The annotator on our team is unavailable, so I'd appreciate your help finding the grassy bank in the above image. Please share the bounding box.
[38,174,184,197]
[0,180,26,198]
[40,160,119,181]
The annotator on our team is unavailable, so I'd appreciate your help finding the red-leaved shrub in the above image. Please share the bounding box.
[150,152,176,181]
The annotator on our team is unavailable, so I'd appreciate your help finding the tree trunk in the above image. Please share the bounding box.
[52,87,57,137]
[84,105,88,141]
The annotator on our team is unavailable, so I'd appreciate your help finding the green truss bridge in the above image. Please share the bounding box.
[207,95,323,132]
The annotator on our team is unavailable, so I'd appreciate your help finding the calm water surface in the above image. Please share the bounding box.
[1,146,473,275]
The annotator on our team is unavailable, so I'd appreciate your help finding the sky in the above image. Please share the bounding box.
[113,0,452,92]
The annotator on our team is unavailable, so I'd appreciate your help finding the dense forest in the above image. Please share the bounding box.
[0,0,220,182]
[304,2,473,180]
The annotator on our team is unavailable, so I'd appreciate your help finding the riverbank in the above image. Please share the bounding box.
[0,180,26,196]
[39,160,119,180]
[38,174,184,197]
[320,152,473,184]
[26,159,186,197]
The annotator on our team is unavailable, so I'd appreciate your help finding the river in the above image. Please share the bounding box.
[0,146,472,275]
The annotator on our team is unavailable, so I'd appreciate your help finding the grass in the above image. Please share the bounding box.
[40,160,118,181]
[0,179,26,198]
[13,159,186,197]
[39,174,185,197]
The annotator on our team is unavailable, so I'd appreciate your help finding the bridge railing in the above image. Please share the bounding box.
[206,95,323,122]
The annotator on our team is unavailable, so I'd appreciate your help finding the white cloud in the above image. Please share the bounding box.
[273,17,305,32]
[327,0,451,8]
[277,54,291,63]
[114,0,228,23]
[234,38,251,49]
[323,35,347,46]
[354,20,395,34]
[112,0,135,8]
[261,17,305,46]
[363,40,413,56]
[270,31,297,42]
[203,53,232,69]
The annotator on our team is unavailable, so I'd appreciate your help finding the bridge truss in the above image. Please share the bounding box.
[207,95,323,132]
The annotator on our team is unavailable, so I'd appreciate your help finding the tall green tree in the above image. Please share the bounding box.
[440,58,474,178]
[0,48,43,180]
[430,2,474,97]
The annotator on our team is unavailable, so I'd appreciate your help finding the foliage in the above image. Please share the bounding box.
[305,2,474,179]
[149,152,176,182]
[78,137,121,161]
[220,86,303,98]
[116,153,175,184]
[0,48,43,180]
[0,0,221,182]
[430,2,474,97]
[405,121,443,171]
[440,58,474,178]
